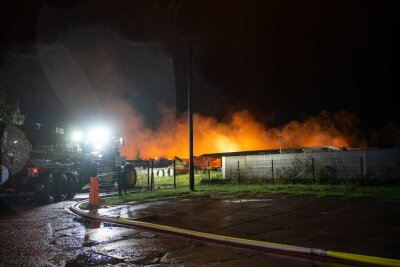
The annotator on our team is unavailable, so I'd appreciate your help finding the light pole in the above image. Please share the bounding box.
[188,44,194,191]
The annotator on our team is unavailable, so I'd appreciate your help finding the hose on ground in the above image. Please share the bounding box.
[70,200,400,267]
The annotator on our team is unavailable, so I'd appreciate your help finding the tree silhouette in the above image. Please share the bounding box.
[0,90,25,125]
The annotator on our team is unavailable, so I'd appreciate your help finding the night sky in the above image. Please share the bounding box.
[1,0,399,132]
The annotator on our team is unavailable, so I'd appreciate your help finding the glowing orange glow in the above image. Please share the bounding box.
[112,96,351,159]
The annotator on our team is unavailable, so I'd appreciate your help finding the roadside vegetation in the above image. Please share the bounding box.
[0,90,25,125]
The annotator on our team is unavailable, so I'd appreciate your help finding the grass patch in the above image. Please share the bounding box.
[135,172,222,188]
[80,188,191,209]
[81,182,400,209]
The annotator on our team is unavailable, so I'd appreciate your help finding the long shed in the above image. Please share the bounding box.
[221,148,399,182]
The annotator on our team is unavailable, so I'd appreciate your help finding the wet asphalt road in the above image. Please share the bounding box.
[0,196,349,267]
[101,195,400,260]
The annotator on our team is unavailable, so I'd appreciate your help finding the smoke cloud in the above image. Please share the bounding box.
[34,27,359,158]
[113,97,357,159]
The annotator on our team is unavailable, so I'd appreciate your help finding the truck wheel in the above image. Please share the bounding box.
[124,165,137,188]
[66,173,77,200]
[36,174,55,204]
[55,173,68,202]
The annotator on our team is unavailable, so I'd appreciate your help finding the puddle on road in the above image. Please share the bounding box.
[72,217,114,229]
[72,216,140,246]
[66,252,125,266]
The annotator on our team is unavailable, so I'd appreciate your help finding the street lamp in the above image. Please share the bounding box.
[188,44,194,191]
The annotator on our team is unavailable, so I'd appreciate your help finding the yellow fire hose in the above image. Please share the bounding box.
[70,201,400,267]
[324,251,400,267]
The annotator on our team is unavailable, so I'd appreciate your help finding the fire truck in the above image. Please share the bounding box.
[0,123,129,204]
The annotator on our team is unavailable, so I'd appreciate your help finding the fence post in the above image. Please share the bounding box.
[360,157,364,184]
[122,166,127,194]
[96,178,99,204]
[151,160,154,190]
[147,160,150,190]
[89,176,99,207]
[117,166,122,196]
[271,159,274,182]
[207,161,210,180]
[90,176,95,204]
[173,157,176,189]
[237,161,240,183]
[311,158,315,183]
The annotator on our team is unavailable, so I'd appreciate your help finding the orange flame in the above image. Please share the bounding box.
[113,98,351,159]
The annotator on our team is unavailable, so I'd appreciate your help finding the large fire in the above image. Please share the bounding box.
[113,99,353,159]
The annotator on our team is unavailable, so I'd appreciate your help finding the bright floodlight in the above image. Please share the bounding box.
[88,127,111,144]
[94,143,103,150]
[71,130,83,142]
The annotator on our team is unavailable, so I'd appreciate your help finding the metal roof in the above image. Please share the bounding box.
[199,146,342,158]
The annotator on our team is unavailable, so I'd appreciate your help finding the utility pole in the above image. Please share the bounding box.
[188,44,195,191]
